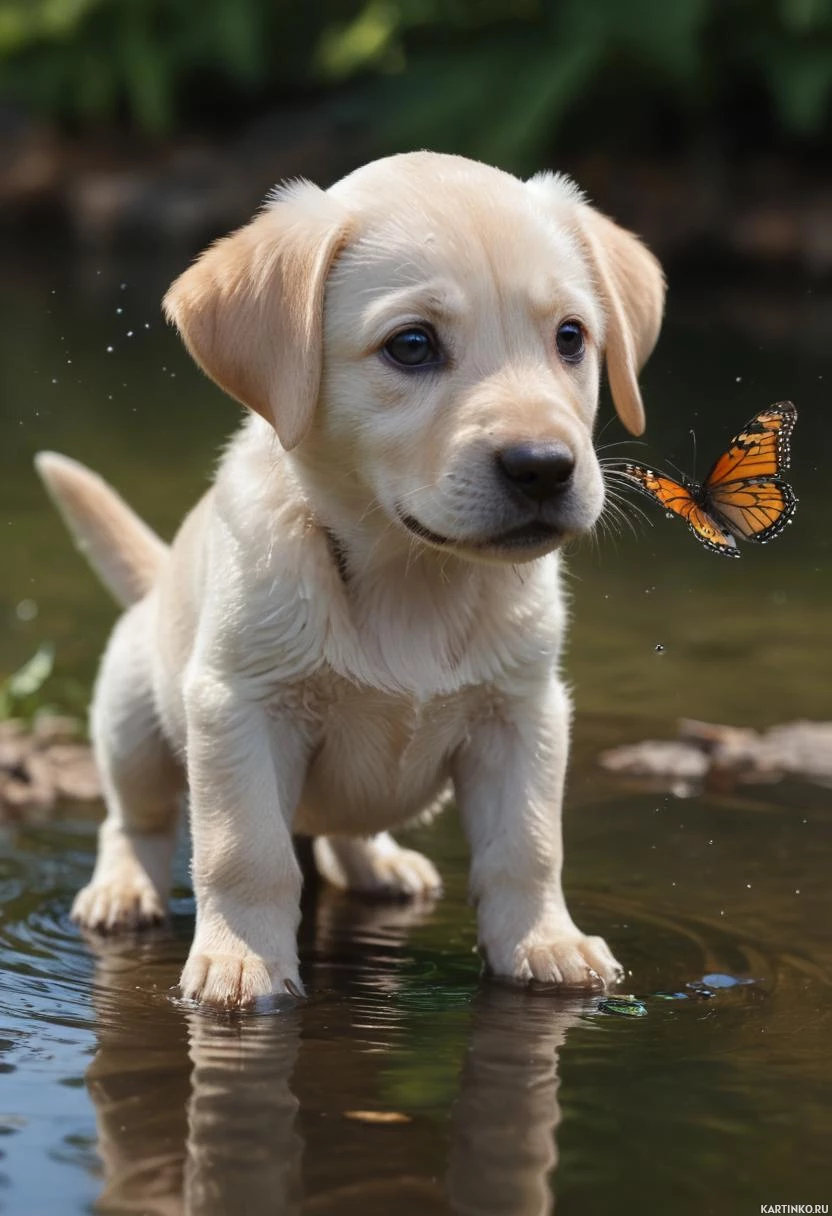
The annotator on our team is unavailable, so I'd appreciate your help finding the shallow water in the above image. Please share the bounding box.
[0,251,830,1214]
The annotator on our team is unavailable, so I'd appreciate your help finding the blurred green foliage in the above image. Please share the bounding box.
[0,644,89,724]
[0,643,54,720]
[1,0,830,168]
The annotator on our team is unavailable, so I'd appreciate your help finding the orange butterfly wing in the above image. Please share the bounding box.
[705,400,795,486]
[707,478,797,544]
[622,466,739,557]
[704,401,798,543]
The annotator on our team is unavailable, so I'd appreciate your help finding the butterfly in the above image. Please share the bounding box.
[619,401,798,557]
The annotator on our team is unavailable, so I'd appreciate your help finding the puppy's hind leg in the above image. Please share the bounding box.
[72,597,184,932]
[313,833,442,900]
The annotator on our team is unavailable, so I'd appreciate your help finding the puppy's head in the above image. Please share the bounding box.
[165,153,664,564]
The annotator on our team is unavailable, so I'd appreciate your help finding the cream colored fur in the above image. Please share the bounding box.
[37,152,664,1008]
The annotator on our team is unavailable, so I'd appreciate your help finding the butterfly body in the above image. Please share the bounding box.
[620,402,798,557]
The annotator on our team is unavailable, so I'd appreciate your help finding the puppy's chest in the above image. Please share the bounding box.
[285,675,483,833]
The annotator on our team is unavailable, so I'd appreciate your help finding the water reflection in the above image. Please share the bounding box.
[184,1011,303,1216]
[2,785,832,1214]
[83,934,188,1214]
[447,989,583,1216]
[81,892,592,1216]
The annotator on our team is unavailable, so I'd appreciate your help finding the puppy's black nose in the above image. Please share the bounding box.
[496,442,575,503]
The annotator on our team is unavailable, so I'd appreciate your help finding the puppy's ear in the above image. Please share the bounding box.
[527,173,665,436]
[574,204,665,435]
[164,182,352,450]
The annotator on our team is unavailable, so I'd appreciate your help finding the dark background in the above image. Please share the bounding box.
[2,0,832,275]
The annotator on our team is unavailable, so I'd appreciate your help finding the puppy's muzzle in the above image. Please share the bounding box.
[495,441,575,505]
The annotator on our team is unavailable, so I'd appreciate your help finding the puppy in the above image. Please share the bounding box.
[37,152,664,1007]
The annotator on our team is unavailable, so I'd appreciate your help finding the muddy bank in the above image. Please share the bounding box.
[600,718,832,796]
[0,717,100,820]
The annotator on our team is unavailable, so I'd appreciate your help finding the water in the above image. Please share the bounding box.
[0,250,830,1214]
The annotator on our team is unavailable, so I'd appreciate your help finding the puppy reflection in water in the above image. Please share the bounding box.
[83,891,582,1215]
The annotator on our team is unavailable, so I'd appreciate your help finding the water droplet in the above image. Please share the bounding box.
[106,345,114,353]
[51,378,57,385]
[15,598,38,621]
[735,376,742,382]
[126,330,134,338]
[654,643,665,653]
[746,883,752,889]
[120,282,127,290]
[116,306,123,315]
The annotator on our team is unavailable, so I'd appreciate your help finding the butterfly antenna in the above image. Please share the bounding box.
[689,427,698,484]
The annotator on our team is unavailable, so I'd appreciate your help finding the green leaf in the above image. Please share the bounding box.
[4,644,55,701]
[316,0,399,80]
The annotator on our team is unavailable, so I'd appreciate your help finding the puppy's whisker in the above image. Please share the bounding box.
[595,439,648,455]
[594,414,621,446]
[604,490,650,526]
[404,533,421,578]
[598,493,636,537]
[607,492,651,530]
[599,495,647,541]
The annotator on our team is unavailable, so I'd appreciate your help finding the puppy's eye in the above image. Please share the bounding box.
[556,320,585,364]
[383,326,442,369]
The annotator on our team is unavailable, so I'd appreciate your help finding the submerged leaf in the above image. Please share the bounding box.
[598,994,648,1017]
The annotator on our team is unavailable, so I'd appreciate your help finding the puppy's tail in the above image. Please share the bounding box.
[34,452,169,608]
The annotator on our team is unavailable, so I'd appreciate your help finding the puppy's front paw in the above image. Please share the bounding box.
[511,932,623,990]
[179,950,304,1009]
[71,875,165,932]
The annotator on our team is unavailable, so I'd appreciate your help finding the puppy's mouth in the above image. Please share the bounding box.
[398,511,562,553]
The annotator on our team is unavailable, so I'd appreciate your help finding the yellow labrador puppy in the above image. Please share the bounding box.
[37,152,664,1008]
